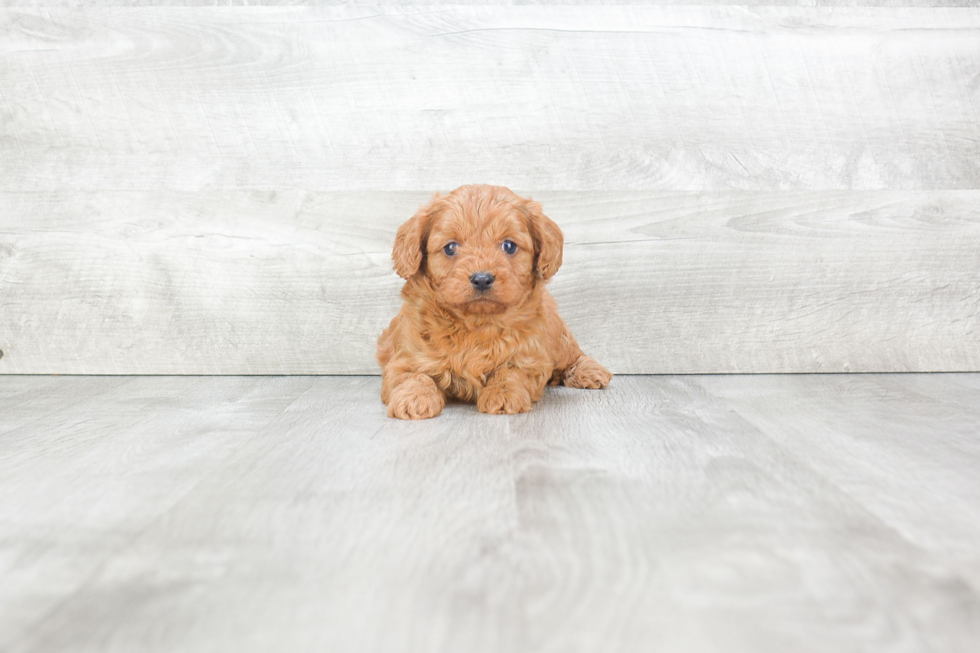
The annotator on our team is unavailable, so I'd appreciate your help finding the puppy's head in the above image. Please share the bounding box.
[392,184,563,316]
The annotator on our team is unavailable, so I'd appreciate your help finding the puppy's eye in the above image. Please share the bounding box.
[501,240,518,255]
[443,242,458,257]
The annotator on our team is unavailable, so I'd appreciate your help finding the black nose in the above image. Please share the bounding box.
[470,272,495,291]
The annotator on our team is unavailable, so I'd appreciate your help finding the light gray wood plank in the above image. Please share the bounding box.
[0,376,317,650]
[5,2,977,7]
[2,6,979,191]
[1,190,978,374]
[3,376,522,653]
[698,373,980,594]
[0,376,134,435]
[512,376,980,653]
[0,190,406,374]
[872,373,980,414]
[0,375,65,401]
[2,375,979,652]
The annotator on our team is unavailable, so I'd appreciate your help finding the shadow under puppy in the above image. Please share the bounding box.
[377,184,612,419]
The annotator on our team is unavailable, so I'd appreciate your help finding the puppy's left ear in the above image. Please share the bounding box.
[524,200,563,280]
[392,193,439,279]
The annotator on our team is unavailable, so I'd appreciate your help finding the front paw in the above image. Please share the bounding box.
[387,374,445,420]
[478,384,533,415]
[563,355,612,389]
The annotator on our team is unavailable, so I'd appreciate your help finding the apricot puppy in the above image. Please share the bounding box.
[377,184,612,419]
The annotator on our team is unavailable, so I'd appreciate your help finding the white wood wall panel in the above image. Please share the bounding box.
[1,190,977,374]
[1,7,979,191]
[2,2,976,9]
[2,5,979,374]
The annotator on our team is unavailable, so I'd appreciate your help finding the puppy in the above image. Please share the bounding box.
[377,184,612,419]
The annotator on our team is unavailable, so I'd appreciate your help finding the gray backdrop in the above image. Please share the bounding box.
[1,2,978,374]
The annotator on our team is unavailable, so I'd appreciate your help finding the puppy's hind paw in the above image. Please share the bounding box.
[387,374,445,420]
[562,355,612,389]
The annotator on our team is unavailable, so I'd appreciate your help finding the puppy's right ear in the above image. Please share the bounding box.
[392,193,440,279]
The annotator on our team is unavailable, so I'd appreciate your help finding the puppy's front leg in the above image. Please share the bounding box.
[386,372,446,420]
[477,366,548,415]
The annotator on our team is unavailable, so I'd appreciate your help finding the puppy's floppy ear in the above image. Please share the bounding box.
[523,199,563,280]
[392,193,440,279]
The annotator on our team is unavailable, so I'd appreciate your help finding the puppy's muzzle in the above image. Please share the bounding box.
[470,272,495,292]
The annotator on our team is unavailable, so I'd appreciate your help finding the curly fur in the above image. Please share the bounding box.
[377,184,611,419]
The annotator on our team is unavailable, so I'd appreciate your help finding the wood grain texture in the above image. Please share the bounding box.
[1,374,978,652]
[1,6,979,191]
[3,5,979,374]
[1,190,978,374]
[699,373,980,593]
[6,2,978,7]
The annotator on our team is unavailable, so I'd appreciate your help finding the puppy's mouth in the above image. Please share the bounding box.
[461,297,506,315]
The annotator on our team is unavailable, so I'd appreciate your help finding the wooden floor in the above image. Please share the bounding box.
[1,374,978,653]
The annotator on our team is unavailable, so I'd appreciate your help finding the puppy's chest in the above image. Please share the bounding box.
[424,326,532,390]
